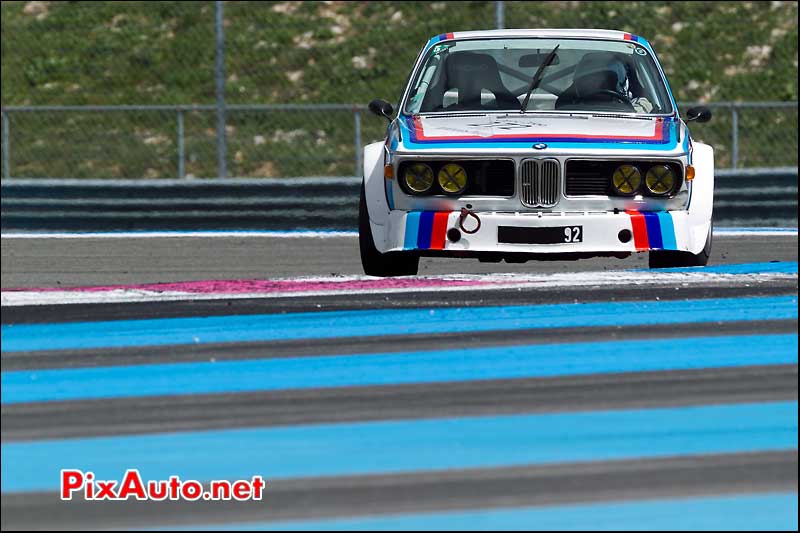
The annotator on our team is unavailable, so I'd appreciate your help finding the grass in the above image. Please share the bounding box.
[1,1,797,178]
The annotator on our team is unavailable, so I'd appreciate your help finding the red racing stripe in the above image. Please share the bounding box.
[430,211,450,250]
[626,210,650,251]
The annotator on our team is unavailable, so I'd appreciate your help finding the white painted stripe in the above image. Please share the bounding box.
[1,228,795,239]
[2,176,361,186]
[2,271,796,307]
[0,230,359,239]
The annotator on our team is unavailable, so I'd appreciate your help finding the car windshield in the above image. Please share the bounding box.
[403,37,674,116]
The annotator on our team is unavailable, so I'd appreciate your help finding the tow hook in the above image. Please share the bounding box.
[458,207,481,234]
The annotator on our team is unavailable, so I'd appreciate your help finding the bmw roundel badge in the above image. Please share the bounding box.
[532,143,548,150]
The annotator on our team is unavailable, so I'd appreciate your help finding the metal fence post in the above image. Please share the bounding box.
[1,111,9,179]
[730,104,739,170]
[354,108,362,177]
[495,1,505,30]
[214,0,227,179]
[177,109,185,179]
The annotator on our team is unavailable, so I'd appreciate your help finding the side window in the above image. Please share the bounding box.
[633,60,663,113]
[407,54,443,114]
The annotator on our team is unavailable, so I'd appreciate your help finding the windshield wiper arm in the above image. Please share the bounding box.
[521,44,560,113]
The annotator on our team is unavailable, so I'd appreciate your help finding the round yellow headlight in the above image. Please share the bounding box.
[645,165,677,196]
[403,163,434,194]
[437,163,468,195]
[611,164,642,196]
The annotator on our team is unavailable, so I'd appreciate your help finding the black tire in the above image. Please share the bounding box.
[649,221,713,268]
[359,183,419,276]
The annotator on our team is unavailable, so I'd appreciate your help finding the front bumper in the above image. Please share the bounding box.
[376,209,706,255]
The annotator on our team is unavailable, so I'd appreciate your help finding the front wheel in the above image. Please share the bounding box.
[359,184,419,276]
[649,221,713,268]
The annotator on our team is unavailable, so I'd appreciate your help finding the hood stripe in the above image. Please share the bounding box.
[404,116,673,146]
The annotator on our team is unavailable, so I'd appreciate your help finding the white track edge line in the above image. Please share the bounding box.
[3,272,797,307]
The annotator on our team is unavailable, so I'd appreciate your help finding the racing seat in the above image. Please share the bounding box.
[441,51,521,111]
[555,52,634,112]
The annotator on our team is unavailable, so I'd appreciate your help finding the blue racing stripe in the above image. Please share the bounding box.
[3,334,796,404]
[1,296,796,353]
[643,212,663,249]
[715,227,798,234]
[651,261,798,275]
[187,493,799,531]
[403,211,421,250]
[656,211,678,250]
[416,211,434,249]
[2,401,796,492]
[385,180,394,210]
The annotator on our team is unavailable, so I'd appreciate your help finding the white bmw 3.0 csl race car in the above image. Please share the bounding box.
[360,29,714,276]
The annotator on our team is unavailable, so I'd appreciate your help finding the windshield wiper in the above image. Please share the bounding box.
[585,112,654,120]
[520,44,560,113]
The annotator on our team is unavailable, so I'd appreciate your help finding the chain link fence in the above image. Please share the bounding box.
[1,1,797,179]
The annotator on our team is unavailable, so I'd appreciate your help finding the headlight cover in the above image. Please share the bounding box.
[611,164,642,196]
[645,164,677,196]
[403,163,434,194]
[437,163,468,195]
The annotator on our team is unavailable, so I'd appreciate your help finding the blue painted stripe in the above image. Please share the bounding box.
[643,211,664,249]
[638,261,798,275]
[656,211,678,250]
[714,227,798,234]
[3,402,796,493]
[403,211,421,250]
[682,129,692,163]
[187,493,799,531]
[416,211,434,249]
[2,296,796,353]
[3,334,796,404]
[385,179,394,210]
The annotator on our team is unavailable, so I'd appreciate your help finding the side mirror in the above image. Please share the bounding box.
[686,105,712,123]
[369,98,394,121]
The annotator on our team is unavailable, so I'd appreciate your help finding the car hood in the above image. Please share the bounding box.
[395,113,684,154]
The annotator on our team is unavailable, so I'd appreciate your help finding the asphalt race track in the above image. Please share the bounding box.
[1,230,798,530]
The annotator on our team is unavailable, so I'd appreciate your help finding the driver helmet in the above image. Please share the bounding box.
[575,54,630,96]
